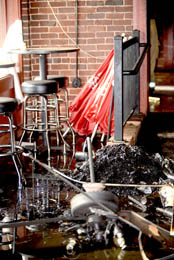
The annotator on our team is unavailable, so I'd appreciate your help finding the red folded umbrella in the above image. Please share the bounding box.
[69,49,114,136]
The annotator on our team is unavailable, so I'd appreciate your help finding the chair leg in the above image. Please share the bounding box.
[63,88,69,118]
[63,121,76,156]
[12,154,23,190]
[8,113,25,190]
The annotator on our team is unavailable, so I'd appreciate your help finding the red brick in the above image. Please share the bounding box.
[95,20,112,25]
[81,45,97,51]
[108,25,125,31]
[49,2,67,7]
[41,33,58,39]
[30,21,40,26]
[125,13,133,19]
[79,7,97,13]
[78,32,95,38]
[79,20,94,26]
[58,8,75,13]
[51,64,69,70]
[96,31,114,38]
[29,8,38,14]
[97,45,113,50]
[87,1,105,6]
[106,13,124,19]
[31,14,48,20]
[38,8,52,14]
[87,38,105,44]
[105,0,123,4]
[40,21,56,26]
[125,0,133,5]
[115,6,133,12]
[97,7,115,12]
[88,25,106,32]
[31,39,50,46]
[113,19,132,25]
[50,39,69,46]
[30,34,41,39]
[126,26,133,31]
[87,13,105,19]
[69,88,82,95]
[50,27,62,33]
[31,27,48,33]
[30,2,48,8]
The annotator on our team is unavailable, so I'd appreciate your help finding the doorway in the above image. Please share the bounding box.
[147,0,174,86]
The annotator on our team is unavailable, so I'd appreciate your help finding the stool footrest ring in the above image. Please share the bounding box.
[0,145,24,157]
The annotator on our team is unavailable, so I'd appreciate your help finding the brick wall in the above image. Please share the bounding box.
[21,0,133,105]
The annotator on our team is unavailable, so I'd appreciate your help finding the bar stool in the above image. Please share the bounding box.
[47,76,69,118]
[47,76,76,156]
[35,76,69,118]
[19,80,63,167]
[0,97,24,190]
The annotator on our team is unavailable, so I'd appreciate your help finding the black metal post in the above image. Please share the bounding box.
[133,30,140,114]
[114,35,123,141]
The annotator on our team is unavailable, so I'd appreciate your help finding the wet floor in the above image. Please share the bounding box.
[1,111,174,259]
[137,112,174,157]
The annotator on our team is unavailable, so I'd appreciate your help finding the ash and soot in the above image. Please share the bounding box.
[71,144,174,197]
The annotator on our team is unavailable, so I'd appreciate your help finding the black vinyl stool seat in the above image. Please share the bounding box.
[0,97,24,190]
[22,80,57,95]
[20,80,64,167]
[0,97,17,113]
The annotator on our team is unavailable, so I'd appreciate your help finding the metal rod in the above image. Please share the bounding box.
[86,137,95,182]
[122,36,139,50]
[123,43,149,75]
[156,208,172,218]
[75,0,79,80]
[170,203,174,236]
[128,195,147,212]
[0,216,66,229]
[104,183,164,188]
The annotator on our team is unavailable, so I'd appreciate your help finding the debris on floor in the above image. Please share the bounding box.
[71,144,174,197]
[1,143,174,259]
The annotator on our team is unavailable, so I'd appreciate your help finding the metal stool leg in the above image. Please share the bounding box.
[9,113,24,190]
[43,96,51,166]
[62,88,69,118]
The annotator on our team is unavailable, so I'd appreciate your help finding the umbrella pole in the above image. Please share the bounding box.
[106,83,114,143]
[82,123,99,152]
[87,137,95,183]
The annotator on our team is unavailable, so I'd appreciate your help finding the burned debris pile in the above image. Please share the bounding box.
[72,144,174,197]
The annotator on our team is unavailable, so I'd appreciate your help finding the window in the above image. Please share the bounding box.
[0,0,21,47]
[0,0,22,76]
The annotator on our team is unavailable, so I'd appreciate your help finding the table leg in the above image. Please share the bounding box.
[39,54,47,80]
